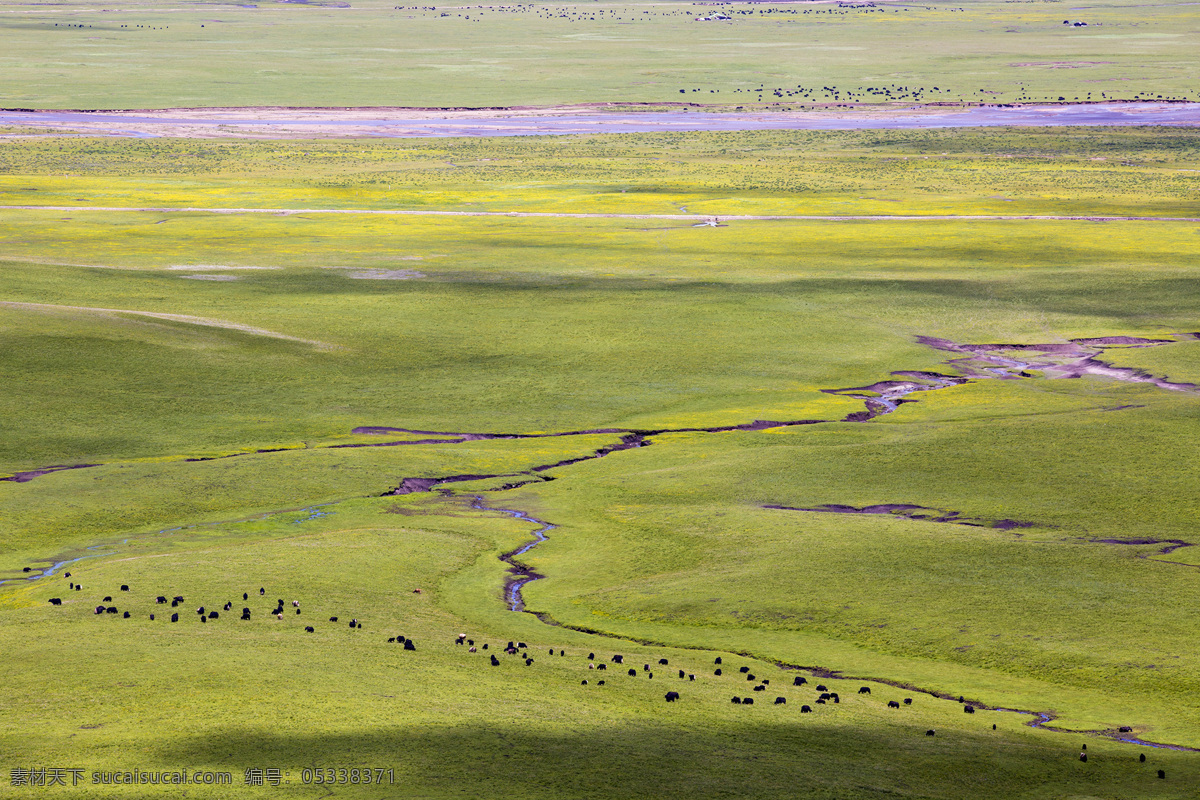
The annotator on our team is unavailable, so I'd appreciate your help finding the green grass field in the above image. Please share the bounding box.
[3,128,1200,797]
[0,0,1198,109]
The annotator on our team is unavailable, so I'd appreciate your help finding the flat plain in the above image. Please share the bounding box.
[3,0,1200,794]
[2,126,1200,797]
[0,0,1198,109]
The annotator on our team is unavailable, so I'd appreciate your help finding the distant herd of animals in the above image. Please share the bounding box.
[44,575,1166,776]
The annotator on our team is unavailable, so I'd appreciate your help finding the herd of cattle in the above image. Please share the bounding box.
[45,577,1165,775]
[48,576,378,634]
[46,577,940,721]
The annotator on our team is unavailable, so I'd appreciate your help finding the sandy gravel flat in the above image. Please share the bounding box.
[1,102,1197,139]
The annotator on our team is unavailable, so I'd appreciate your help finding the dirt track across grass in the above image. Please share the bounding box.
[2,206,1199,223]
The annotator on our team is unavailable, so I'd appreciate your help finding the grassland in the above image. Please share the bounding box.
[0,0,1198,109]
[3,129,1200,797]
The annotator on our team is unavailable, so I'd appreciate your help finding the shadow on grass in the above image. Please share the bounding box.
[155,720,1178,799]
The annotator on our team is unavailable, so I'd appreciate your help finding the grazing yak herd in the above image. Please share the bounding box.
[45,576,1164,776]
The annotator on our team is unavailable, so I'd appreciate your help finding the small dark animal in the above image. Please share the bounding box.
[64,572,71,578]
[329,616,338,622]
[659,658,668,665]
[171,600,178,607]
[156,596,167,604]
[816,698,826,705]
[746,674,755,681]
[1079,753,1087,763]
[774,697,786,705]
[589,652,595,660]
[106,606,117,614]
[753,685,765,692]
[349,620,356,628]
[1119,726,1132,733]
[224,602,232,611]
[715,669,722,676]
[665,691,679,702]
[120,585,129,591]
[715,657,722,664]
[490,655,500,666]
[964,705,975,714]
[743,698,754,705]
[208,612,218,619]
[1158,770,1165,779]
[388,637,396,643]
[800,705,812,713]
[22,567,30,572]
[122,611,130,618]
[48,598,62,605]
[259,588,264,595]
[888,700,900,709]
[524,659,532,666]
[904,698,912,705]
[296,609,300,615]
[197,607,205,615]
[75,585,81,591]
[1140,754,1146,763]
[581,680,588,685]
[200,616,206,623]
[171,613,179,622]
[103,596,112,602]
[816,684,827,692]
[739,666,750,673]
[243,592,248,600]
[404,640,416,651]
[731,697,742,704]
[643,664,650,672]
[794,677,806,686]
[858,687,871,694]
[518,642,527,649]
[597,664,606,670]
[174,596,184,602]
[926,730,935,736]
[628,669,637,677]
[305,626,314,633]
[679,670,686,678]
[613,655,623,664]
[597,680,605,685]
[149,614,154,620]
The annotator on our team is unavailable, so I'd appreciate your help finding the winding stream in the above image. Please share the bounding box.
[470,496,556,612]
[6,331,1200,750]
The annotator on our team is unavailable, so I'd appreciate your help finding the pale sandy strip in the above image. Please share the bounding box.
[1,205,1198,222]
[0,300,338,350]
